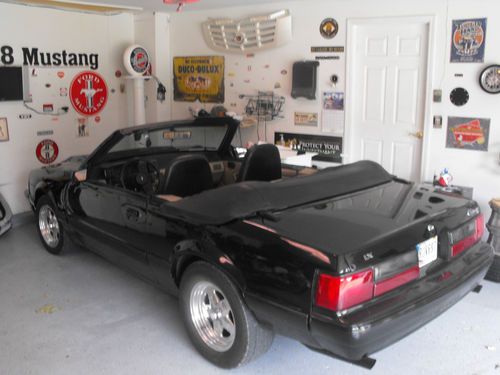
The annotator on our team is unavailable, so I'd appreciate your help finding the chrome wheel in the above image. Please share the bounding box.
[189,281,236,352]
[38,205,60,248]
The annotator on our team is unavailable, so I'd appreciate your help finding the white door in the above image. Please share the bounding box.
[347,19,429,181]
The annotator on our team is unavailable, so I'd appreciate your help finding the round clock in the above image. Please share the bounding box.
[450,87,469,106]
[479,65,500,94]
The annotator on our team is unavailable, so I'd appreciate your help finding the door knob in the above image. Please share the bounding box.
[409,131,424,139]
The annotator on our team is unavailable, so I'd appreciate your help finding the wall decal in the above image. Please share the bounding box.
[446,117,490,151]
[60,88,68,97]
[37,130,54,137]
[18,114,32,120]
[36,139,59,164]
[0,118,9,142]
[123,45,150,76]
[451,18,487,63]
[45,83,51,88]
[43,104,54,113]
[274,82,281,89]
[275,132,343,163]
[0,45,99,69]
[173,56,224,103]
[319,18,339,39]
[57,71,64,78]
[228,72,235,77]
[94,115,101,123]
[294,112,318,127]
[244,79,251,83]
[69,71,108,116]
[246,53,255,58]
[281,69,288,75]
[115,70,122,78]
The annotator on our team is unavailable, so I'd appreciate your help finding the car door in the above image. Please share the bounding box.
[66,179,153,280]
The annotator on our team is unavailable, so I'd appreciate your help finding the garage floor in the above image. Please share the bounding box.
[1,223,499,375]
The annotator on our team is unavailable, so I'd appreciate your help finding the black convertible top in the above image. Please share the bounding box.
[161,160,395,225]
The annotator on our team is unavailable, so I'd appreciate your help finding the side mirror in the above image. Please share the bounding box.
[73,169,87,182]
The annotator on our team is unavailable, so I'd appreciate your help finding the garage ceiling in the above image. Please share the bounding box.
[4,0,308,13]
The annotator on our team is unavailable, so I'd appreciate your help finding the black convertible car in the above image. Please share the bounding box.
[27,117,493,369]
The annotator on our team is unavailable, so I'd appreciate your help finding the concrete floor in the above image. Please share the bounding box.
[1,223,500,375]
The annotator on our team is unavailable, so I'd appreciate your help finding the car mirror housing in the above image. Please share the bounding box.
[74,169,87,182]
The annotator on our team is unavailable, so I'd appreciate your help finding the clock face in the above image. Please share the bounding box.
[450,87,469,106]
[480,65,500,94]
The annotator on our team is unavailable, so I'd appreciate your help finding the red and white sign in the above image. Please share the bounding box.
[94,115,101,123]
[69,71,108,116]
[57,71,65,78]
[36,139,59,165]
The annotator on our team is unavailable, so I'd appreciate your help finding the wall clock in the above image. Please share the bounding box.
[479,65,500,94]
[450,87,469,106]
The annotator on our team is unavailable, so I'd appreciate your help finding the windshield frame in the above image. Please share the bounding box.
[83,117,240,168]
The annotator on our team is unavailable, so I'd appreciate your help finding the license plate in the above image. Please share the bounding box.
[417,236,438,268]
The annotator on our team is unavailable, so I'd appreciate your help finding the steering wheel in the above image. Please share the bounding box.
[119,160,160,194]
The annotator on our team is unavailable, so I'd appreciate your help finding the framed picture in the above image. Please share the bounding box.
[0,118,9,142]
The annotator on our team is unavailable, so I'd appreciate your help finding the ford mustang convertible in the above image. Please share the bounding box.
[27,117,493,369]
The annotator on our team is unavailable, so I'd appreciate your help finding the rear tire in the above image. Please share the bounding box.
[179,261,273,368]
[36,195,64,255]
[485,254,500,282]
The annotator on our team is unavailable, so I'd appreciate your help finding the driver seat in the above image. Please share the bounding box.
[159,154,213,198]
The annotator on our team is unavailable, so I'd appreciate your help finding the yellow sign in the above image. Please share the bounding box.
[173,56,225,103]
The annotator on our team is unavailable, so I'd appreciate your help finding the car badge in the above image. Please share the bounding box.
[363,252,374,261]
[427,224,435,234]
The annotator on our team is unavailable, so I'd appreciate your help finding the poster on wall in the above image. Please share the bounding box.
[274,132,343,163]
[446,117,490,151]
[450,18,487,63]
[294,112,318,127]
[173,56,225,103]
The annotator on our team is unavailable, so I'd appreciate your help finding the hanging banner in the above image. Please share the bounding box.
[450,18,487,63]
[446,117,490,151]
[173,56,225,103]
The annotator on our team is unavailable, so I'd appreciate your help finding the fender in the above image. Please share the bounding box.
[172,234,247,292]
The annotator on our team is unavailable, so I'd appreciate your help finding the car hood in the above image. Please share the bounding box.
[29,155,88,185]
[261,181,477,257]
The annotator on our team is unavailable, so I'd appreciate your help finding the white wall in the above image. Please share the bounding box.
[0,3,134,214]
[166,0,500,216]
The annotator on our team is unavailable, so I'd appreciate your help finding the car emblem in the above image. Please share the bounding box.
[427,224,435,234]
[363,252,374,261]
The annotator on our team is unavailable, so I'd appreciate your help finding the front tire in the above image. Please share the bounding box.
[179,261,273,368]
[36,195,64,255]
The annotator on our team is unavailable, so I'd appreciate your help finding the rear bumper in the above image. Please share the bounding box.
[309,242,494,360]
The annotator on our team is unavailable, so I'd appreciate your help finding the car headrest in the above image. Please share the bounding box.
[237,143,282,182]
[161,154,213,197]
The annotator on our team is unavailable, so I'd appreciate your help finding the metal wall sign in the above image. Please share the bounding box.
[36,139,59,164]
[450,18,487,63]
[311,46,344,53]
[173,56,225,103]
[275,132,343,163]
[69,71,108,116]
[319,18,339,39]
[446,117,490,151]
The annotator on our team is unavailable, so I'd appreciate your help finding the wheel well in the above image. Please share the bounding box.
[174,255,203,286]
[34,189,46,207]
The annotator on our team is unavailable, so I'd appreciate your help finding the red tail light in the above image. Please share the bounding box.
[316,265,421,311]
[315,270,373,311]
[450,214,484,257]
